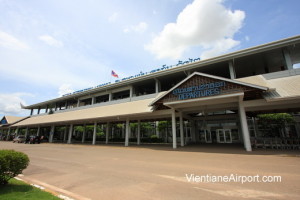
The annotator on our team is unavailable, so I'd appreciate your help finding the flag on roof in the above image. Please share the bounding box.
[111,70,119,78]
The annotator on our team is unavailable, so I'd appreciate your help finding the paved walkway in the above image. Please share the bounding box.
[1,141,300,200]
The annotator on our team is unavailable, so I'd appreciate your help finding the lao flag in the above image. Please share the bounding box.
[111,70,119,78]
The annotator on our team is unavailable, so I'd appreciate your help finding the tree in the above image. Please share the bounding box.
[257,113,294,137]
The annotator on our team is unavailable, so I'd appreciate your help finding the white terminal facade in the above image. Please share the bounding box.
[1,35,300,151]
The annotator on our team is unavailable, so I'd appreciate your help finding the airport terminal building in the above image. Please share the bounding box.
[1,35,300,151]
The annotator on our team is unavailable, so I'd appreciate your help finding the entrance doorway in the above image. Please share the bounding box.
[216,129,232,143]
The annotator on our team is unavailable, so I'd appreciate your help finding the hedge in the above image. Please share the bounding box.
[0,150,30,185]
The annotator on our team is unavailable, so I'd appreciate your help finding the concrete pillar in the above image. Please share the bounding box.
[49,125,55,143]
[77,99,80,107]
[238,100,252,151]
[130,86,133,98]
[68,124,73,144]
[92,122,97,145]
[155,121,160,137]
[91,97,95,105]
[82,125,86,143]
[283,48,293,70]
[229,60,236,79]
[15,128,19,136]
[171,108,177,149]
[46,105,49,113]
[63,126,67,142]
[179,112,184,147]
[106,122,109,144]
[109,92,112,101]
[37,107,41,114]
[125,118,129,146]
[37,126,40,136]
[155,78,161,93]
[30,109,34,116]
[137,120,141,145]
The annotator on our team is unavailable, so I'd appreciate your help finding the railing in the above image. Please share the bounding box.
[251,137,300,150]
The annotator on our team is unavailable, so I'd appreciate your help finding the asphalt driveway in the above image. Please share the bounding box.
[1,141,300,200]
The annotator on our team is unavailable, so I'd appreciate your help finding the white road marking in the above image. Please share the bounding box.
[58,194,75,200]
[31,184,45,190]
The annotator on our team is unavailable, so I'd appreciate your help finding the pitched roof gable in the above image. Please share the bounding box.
[150,72,269,106]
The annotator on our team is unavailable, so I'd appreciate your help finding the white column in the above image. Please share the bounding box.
[238,100,252,151]
[92,122,97,145]
[82,124,86,143]
[68,124,73,144]
[137,120,141,145]
[49,125,55,143]
[283,48,293,70]
[91,97,95,105]
[171,108,177,149]
[130,86,133,98]
[179,112,184,147]
[77,99,80,107]
[109,92,113,101]
[15,128,19,136]
[155,121,160,137]
[229,60,236,79]
[37,126,40,136]
[155,78,161,93]
[106,122,109,144]
[125,118,129,146]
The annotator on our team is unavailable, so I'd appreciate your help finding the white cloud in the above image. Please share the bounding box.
[0,31,29,50]
[145,0,245,60]
[108,12,119,23]
[0,93,32,116]
[39,35,64,47]
[123,22,148,33]
[58,83,74,97]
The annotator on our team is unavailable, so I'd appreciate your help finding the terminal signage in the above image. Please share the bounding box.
[172,81,226,100]
[62,57,200,97]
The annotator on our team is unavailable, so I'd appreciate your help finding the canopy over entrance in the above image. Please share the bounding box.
[151,72,269,111]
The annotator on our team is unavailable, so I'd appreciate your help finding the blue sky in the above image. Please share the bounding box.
[0,0,300,116]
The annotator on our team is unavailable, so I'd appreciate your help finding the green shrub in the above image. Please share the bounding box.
[0,150,30,185]
[150,135,158,139]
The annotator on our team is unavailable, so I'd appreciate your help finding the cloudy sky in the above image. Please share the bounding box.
[0,0,300,116]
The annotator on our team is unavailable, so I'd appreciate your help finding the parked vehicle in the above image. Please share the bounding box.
[13,136,25,143]
[28,135,41,144]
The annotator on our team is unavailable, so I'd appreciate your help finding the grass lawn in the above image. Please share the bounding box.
[0,178,61,200]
